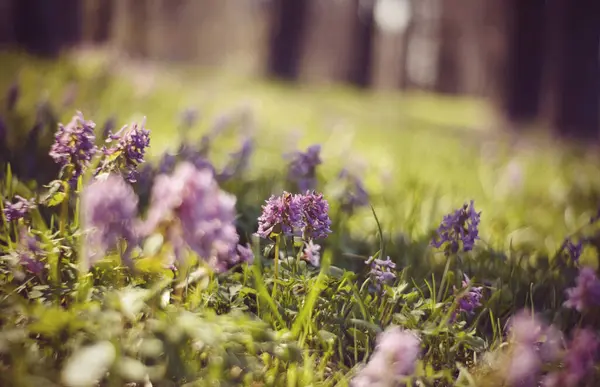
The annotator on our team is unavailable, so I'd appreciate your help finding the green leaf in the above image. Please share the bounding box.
[47,191,66,207]
[61,341,116,387]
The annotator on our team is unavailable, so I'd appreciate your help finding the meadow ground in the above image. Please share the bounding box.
[1,50,599,386]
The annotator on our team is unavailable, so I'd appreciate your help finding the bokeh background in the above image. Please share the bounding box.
[1,0,600,269]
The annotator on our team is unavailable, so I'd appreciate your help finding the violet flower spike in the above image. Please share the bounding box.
[431,200,481,255]
[3,195,36,222]
[564,266,600,312]
[287,144,322,191]
[453,274,483,318]
[257,192,303,239]
[366,256,397,290]
[563,238,584,262]
[297,191,332,240]
[49,112,97,183]
[81,174,140,269]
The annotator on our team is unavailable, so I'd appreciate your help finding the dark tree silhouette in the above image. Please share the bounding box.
[267,0,308,80]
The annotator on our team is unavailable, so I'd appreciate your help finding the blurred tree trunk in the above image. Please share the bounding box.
[404,0,440,91]
[0,0,15,48]
[297,0,359,84]
[541,0,599,140]
[82,0,113,44]
[348,0,375,87]
[110,0,150,58]
[502,0,545,123]
[434,0,485,95]
[267,0,308,80]
[13,0,81,57]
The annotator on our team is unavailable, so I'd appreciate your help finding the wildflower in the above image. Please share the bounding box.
[352,326,420,386]
[81,174,139,268]
[543,329,599,387]
[302,240,321,266]
[297,191,332,239]
[15,228,45,275]
[564,266,600,312]
[453,274,483,317]
[179,107,199,129]
[257,192,303,239]
[431,200,481,254]
[236,243,254,265]
[366,256,397,290]
[563,238,583,262]
[144,162,240,272]
[337,169,369,214]
[287,144,322,191]
[102,116,116,140]
[506,311,546,386]
[49,112,97,183]
[3,195,36,222]
[103,119,151,182]
[157,152,177,175]
[218,137,254,181]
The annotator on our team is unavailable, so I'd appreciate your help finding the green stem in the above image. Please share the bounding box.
[437,255,453,303]
[272,234,281,297]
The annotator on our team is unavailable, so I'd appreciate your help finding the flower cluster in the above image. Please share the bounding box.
[81,174,140,268]
[564,266,600,312]
[366,256,397,290]
[257,191,331,240]
[352,326,421,387]
[431,200,481,255]
[49,112,97,183]
[3,195,36,222]
[102,119,151,182]
[218,138,254,182]
[15,228,45,276]
[144,162,248,272]
[506,311,561,386]
[287,144,322,191]
[543,329,599,387]
[453,274,483,318]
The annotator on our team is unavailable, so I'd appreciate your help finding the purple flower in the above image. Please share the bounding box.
[103,119,151,182]
[102,116,116,140]
[3,195,36,222]
[16,228,45,275]
[337,169,369,214]
[287,144,322,191]
[352,326,420,386]
[236,243,254,265]
[366,256,397,290]
[49,112,97,183]
[218,137,254,182]
[564,266,600,312]
[302,240,321,266]
[158,152,177,175]
[506,311,547,386]
[179,107,199,129]
[453,274,483,317]
[297,191,332,239]
[543,329,599,387]
[81,174,139,268]
[431,200,481,254]
[144,162,241,272]
[257,192,303,239]
[563,238,584,262]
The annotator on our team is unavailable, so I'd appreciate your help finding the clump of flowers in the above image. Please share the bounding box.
[101,119,151,182]
[257,192,303,239]
[564,266,600,312]
[218,138,254,182]
[287,144,322,191]
[431,200,481,255]
[144,162,246,272]
[366,256,397,290]
[12,228,45,277]
[543,329,599,387]
[3,195,36,222]
[452,274,483,319]
[352,326,421,387]
[49,111,97,183]
[81,173,140,269]
[257,191,332,241]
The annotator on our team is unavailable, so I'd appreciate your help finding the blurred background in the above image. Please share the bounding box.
[0,0,598,141]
